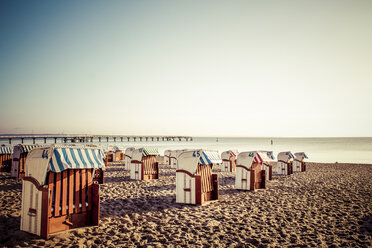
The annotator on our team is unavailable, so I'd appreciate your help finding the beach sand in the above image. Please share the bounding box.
[0,161,371,247]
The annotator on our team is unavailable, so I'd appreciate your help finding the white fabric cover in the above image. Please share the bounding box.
[177,150,200,174]
[258,151,275,161]
[294,152,308,161]
[131,148,143,162]
[221,150,237,160]
[236,151,257,169]
[277,151,294,161]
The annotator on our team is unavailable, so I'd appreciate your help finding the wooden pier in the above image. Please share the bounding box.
[0,135,193,144]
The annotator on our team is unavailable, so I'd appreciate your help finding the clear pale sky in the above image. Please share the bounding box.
[0,0,371,137]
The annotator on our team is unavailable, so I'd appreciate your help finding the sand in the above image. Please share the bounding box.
[0,161,371,247]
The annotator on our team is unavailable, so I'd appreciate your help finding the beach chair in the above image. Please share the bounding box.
[170,150,180,169]
[170,150,191,169]
[20,145,105,239]
[293,152,308,172]
[105,151,114,163]
[235,151,266,190]
[11,144,41,178]
[124,147,135,171]
[114,149,124,161]
[0,146,13,172]
[258,151,275,181]
[130,148,159,180]
[221,150,237,172]
[276,151,294,175]
[163,150,171,165]
[176,150,221,205]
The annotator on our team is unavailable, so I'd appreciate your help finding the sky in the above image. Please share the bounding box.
[0,0,371,137]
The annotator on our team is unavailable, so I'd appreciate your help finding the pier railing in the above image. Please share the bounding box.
[0,135,193,144]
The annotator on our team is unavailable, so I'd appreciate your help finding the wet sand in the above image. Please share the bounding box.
[0,162,371,247]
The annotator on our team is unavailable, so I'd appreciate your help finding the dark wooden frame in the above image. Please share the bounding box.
[177,164,219,205]
[131,156,159,180]
[0,153,12,172]
[236,163,266,190]
[263,163,273,180]
[294,159,306,172]
[222,157,236,172]
[13,152,29,178]
[105,152,114,163]
[22,168,100,239]
[278,160,293,175]
[93,169,104,184]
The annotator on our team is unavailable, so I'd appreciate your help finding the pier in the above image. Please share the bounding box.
[0,135,193,144]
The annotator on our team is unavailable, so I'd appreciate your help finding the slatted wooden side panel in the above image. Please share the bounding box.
[48,169,95,216]
[19,152,28,177]
[87,170,93,211]
[68,170,74,214]
[75,170,81,213]
[143,156,157,175]
[230,157,236,172]
[105,152,114,163]
[48,172,55,218]
[196,164,213,193]
[0,154,12,172]
[61,170,68,216]
[54,172,61,217]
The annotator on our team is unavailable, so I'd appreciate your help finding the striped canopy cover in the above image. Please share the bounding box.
[278,151,295,161]
[141,147,160,156]
[287,152,295,159]
[253,152,263,163]
[49,147,105,173]
[238,151,267,165]
[21,144,41,153]
[0,146,13,154]
[294,152,308,159]
[258,151,275,161]
[199,151,222,165]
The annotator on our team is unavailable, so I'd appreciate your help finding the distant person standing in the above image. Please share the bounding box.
[271,139,273,145]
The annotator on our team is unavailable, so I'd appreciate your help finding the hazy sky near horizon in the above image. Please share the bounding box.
[0,0,371,137]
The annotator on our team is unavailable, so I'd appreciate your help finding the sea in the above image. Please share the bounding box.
[2,136,372,164]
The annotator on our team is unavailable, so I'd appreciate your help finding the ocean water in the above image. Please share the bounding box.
[2,136,372,164]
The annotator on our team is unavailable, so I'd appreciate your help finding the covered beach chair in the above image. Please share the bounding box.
[258,151,275,181]
[176,150,221,205]
[130,148,159,180]
[293,152,308,172]
[276,151,294,175]
[221,150,238,172]
[170,150,191,169]
[170,150,181,169]
[0,145,13,172]
[113,147,124,161]
[163,150,172,165]
[235,151,266,190]
[20,145,105,239]
[11,144,41,178]
[104,151,114,164]
[124,147,135,171]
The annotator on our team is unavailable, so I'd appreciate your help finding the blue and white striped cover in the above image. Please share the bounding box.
[287,152,295,159]
[49,147,105,173]
[21,144,41,153]
[0,146,13,154]
[199,151,222,165]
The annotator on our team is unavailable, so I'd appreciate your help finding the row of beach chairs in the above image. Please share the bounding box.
[0,144,307,239]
